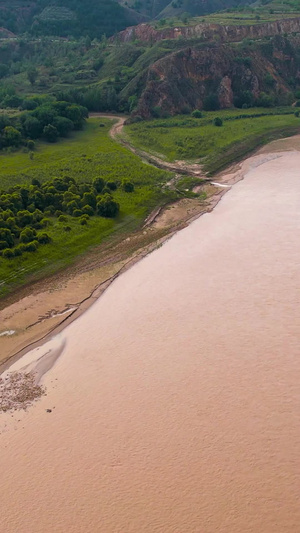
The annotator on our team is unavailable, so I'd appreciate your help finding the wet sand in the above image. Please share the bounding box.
[1,151,300,532]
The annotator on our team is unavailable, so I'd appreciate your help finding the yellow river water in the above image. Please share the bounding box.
[0,152,299,532]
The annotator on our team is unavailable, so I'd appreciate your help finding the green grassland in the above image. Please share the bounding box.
[0,118,171,297]
[153,10,300,29]
[126,108,300,174]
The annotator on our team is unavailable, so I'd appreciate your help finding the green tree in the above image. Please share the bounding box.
[43,124,58,143]
[20,227,36,243]
[2,126,22,147]
[27,68,38,85]
[203,94,220,111]
[97,194,119,218]
[93,177,105,193]
[22,116,42,139]
[0,228,14,247]
[53,116,74,137]
[0,63,9,79]
[37,233,52,244]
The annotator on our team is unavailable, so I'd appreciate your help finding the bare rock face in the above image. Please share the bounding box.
[218,76,233,108]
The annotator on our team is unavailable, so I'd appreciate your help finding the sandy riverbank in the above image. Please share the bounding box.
[1,133,299,369]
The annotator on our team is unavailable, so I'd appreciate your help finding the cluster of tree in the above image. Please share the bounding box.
[0,174,134,259]
[56,86,121,113]
[0,98,88,150]
[0,0,136,39]
[56,76,139,114]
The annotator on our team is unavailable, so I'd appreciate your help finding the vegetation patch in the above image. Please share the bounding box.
[126,108,300,173]
[0,118,171,297]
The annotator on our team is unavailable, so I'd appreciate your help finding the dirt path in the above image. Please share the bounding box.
[90,113,208,179]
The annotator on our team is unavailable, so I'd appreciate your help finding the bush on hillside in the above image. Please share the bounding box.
[213,117,223,127]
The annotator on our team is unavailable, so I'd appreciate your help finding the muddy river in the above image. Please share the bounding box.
[1,152,299,532]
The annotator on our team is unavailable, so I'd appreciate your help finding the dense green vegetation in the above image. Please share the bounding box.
[126,108,300,173]
[0,0,138,38]
[0,0,263,37]
[0,95,88,150]
[152,6,300,29]
[0,118,171,296]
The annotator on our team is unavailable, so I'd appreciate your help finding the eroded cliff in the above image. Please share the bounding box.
[121,35,300,117]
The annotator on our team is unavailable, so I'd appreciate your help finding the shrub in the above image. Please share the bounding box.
[73,209,83,217]
[295,111,300,117]
[0,228,14,247]
[191,110,202,118]
[82,205,94,216]
[43,124,58,143]
[152,106,162,118]
[16,210,33,227]
[97,194,119,218]
[37,233,52,244]
[17,243,27,253]
[122,179,134,192]
[106,181,117,191]
[64,225,72,232]
[27,140,35,151]
[82,191,96,208]
[80,218,88,225]
[58,215,68,222]
[93,177,105,193]
[213,117,223,127]
[256,92,274,108]
[24,240,39,252]
[41,218,51,227]
[20,227,36,243]
[13,246,23,257]
[2,248,14,259]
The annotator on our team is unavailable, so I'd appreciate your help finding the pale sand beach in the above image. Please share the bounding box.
[0,150,300,532]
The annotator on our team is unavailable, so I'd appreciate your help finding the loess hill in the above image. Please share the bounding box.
[0,0,256,37]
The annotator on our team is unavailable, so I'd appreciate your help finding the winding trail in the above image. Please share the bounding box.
[90,113,209,180]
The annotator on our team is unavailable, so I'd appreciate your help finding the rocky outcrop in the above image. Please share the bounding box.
[116,17,300,45]
[126,39,298,118]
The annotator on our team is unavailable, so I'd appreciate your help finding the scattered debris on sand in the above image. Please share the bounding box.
[0,372,45,413]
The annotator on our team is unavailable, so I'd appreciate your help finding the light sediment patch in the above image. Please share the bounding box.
[0,372,45,413]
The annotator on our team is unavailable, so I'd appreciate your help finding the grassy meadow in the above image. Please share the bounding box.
[0,118,171,297]
[126,108,300,174]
